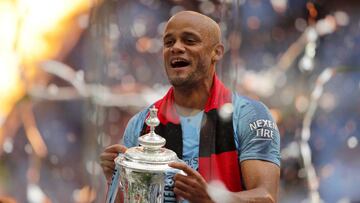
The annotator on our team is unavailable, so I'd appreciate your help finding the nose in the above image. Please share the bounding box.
[170,40,185,54]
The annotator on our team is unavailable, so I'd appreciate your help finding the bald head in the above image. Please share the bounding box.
[162,11,225,88]
[165,11,222,46]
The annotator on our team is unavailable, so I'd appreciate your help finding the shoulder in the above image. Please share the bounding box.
[122,107,149,147]
[127,107,149,127]
[232,92,277,135]
[232,92,281,166]
[232,92,273,121]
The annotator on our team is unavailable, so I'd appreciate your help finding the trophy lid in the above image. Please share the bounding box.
[115,106,179,172]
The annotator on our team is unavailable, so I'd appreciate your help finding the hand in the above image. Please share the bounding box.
[169,162,214,203]
[99,144,127,183]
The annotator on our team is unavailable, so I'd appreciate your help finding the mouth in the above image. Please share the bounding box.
[170,58,191,68]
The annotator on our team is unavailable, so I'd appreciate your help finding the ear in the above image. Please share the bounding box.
[212,44,224,62]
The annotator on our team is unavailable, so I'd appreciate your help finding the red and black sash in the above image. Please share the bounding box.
[140,75,243,192]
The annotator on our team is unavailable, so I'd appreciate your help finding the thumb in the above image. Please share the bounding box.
[105,144,127,153]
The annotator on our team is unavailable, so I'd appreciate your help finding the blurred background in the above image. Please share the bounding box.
[0,0,359,202]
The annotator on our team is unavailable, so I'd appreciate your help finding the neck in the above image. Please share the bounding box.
[173,74,214,115]
[174,104,203,117]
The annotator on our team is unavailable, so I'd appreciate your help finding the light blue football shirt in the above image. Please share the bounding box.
[109,93,281,203]
[179,111,203,171]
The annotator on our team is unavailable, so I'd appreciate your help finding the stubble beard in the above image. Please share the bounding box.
[168,71,197,88]
[167,61,209,89]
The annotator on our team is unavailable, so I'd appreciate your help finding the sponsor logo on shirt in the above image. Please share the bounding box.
[164,171,177,202]
[163,157,198,202]
[164,157,199,203]
[249,119,277,141]
[183,158,198,170]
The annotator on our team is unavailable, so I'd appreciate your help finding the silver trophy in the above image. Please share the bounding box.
[106,106,184,203]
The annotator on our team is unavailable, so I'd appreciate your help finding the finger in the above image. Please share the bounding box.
[100,160,116,169]
[104,144,127,153]
[174,174,197,184]
[99,155,116,165]
[168,162,195,176]
[102,165,115,174]
[103,165,114,173]
[99,152,119,161]
[174,187,191,200]
[169,162,205,183]
[174,178,197,191]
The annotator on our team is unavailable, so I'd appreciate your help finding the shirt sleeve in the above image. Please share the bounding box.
[234,97,281,167]
[121,109,148,148]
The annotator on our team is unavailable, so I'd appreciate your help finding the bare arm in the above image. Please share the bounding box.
[208,160,280,203]
[170,159,280,203]
[234,160,280,203]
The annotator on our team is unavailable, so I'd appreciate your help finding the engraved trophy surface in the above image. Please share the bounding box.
[111,106,183,203]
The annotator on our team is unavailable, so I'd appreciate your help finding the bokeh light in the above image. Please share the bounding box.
[347,136,358,149]
[0,1,360,202]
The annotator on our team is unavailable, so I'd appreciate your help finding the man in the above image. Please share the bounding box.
[100,11,280,203]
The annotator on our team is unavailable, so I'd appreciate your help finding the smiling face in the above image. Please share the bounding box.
[162,11,223,88]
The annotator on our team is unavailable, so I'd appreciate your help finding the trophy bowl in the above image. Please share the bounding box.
[107,106,184,203]
[115,147,182,203]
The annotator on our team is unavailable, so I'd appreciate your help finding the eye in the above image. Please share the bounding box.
[185,38,196,44]
[164,39,174,47]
